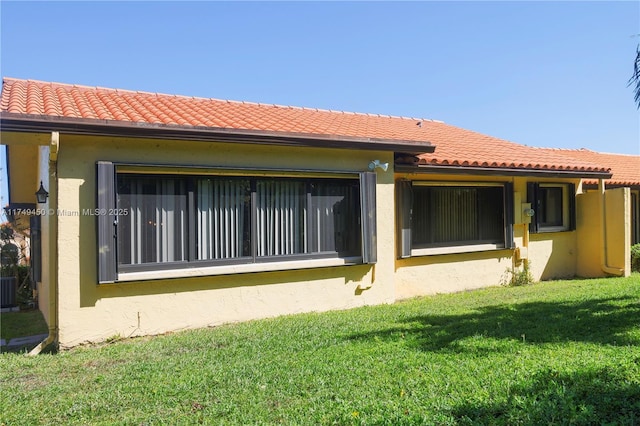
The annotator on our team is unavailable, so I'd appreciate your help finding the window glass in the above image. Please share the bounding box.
[412,186,504,248]
[196,178,251,260]
[115,173,363,269]
[310,180,361,256]
[256,179,307,257]
[539,187,563,227]
[117,175,188,265]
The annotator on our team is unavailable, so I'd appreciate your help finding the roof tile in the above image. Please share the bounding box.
[537,148,640,186]
[0,77,623,175]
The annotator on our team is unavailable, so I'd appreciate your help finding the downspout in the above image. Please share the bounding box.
[29,132,59,355]
[522,223,529,271]
[599,179,624,276]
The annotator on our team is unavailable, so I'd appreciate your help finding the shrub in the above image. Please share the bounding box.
[631,243,640,272]
[1,264,34,308]
[501,262,535,287]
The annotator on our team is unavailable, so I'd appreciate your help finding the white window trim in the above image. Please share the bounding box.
[116,256,363,282]
[412,181,505,188]
[411,243,506,257]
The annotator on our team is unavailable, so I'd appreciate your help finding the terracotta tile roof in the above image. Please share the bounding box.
[413,124,609,173]
[0,77,611,175]
[537,148,640,186]
[0,77,434,146]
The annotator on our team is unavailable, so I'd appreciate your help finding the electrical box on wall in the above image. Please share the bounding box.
[522,202,534,224]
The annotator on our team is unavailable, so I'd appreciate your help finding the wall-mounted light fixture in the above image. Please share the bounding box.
[35,181,49,204]
[368,160,389,172]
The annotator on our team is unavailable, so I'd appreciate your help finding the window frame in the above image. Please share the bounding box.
[527,182,576,234]
[397,180,514,257]
[97,162,377,283]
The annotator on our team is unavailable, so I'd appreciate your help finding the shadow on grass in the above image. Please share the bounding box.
[348,296,640,352]
[452,367,640,425]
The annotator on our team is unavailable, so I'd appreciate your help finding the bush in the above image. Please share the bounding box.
[501,262,535,287]
[1,264,34,308]
[632,244,640,272]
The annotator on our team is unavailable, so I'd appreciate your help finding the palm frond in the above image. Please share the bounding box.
[628,46,640,109]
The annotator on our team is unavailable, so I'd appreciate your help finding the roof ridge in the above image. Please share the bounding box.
[3,77,100,91]
[2,76,444,123]
[218,97,442,122]
[588,150,640,157]
[535,146,639,157]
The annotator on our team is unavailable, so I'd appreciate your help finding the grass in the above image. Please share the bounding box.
[0,309,48,341]
[1,275,639,425]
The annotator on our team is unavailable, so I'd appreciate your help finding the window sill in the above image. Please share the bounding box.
[410,244,506,257]
[115,256,363,282]
[536,226,571,233]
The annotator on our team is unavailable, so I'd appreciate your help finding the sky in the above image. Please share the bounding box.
[0,1,639,213]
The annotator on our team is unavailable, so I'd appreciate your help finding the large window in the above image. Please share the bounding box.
[397,181,514,257]
[97,163,376,283]
[527,183,575,233]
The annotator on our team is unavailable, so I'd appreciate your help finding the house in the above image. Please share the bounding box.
[0,77,632,350]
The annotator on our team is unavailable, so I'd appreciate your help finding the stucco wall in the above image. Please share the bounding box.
[605,188,630,275]
[55,135,395,347]
[528,231,576,280]
[577,188,631,278]
[576,191,602,277]
[395,249,514,297]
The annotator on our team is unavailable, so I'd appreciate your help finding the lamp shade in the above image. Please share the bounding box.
[35,181,49,204]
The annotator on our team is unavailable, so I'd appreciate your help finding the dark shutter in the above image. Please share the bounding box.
[396,180,413,258]
[568,183,576,231]
[504,182,515,248]
[359,172,377,264]
[97,161,117,283]
[527,182,539,234]
[29,215,41,285]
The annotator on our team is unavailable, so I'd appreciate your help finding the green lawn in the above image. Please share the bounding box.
[0,309,48,341]
[1,275,639,425]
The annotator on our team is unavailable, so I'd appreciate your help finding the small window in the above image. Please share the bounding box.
[97,163,377,283]
[528,183,575,233]
[397,181,514,257]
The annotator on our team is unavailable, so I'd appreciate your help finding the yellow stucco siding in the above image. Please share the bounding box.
[605,188,630,275]
[528,231,576,280]
[54,134,395,347]
[395,249,514,297]
[577,187,631,278]
[576,191,603,277]
[6,144,39,205]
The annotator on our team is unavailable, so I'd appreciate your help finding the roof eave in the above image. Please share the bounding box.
[582,181,640,189]
[396,163,612,179]
[0,113,436,155]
